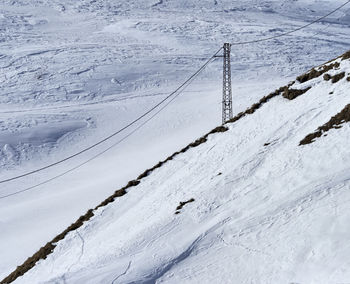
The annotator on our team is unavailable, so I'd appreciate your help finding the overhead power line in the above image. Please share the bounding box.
[1,0,349,187]
[0,47,223,186]
[0,61,206,200]
[230,0,350,46]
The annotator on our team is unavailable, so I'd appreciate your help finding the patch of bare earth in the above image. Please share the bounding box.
[323,72,346,83]
[299,104,350,145]
[175,198,195,214]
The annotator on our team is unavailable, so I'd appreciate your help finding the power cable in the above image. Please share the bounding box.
[0,54,214,199]
[230,0,350,46]
[1,0,349,185]
[0,48,221,188]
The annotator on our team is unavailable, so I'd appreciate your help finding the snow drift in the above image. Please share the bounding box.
[3,51,350,284]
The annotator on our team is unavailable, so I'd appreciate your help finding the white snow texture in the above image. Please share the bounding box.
[0,0,350,283]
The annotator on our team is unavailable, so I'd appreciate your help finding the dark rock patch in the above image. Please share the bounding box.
[323,74,331,81]
[324,72,346,83]
[299,104,350,145]
[175,198,195,214]
[331,72,345,83]
[282,87,311,100]
[342,50,350,60]
[296,62,340,83]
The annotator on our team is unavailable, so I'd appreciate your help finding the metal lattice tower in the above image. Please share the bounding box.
[222,43,232,124]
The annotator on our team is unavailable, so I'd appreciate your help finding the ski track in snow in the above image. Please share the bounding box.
[110,261,131,284]
[0,0,350,282]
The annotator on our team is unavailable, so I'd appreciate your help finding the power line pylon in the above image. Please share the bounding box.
[222,43,232,124]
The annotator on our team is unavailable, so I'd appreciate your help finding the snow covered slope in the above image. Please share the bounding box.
[5,52,350,284]
[1,0,350,281]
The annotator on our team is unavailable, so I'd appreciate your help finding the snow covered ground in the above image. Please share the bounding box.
[0,0,350,281]
[12,55,350,283]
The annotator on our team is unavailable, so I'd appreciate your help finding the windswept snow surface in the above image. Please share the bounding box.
[14,58,350,283]
[0,0,350,280]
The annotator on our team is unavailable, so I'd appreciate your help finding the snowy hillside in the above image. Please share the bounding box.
[3,51,350,284]
[1,0,350,282]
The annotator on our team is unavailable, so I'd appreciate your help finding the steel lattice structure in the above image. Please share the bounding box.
[222,43,232,124]
[222,43,233,124]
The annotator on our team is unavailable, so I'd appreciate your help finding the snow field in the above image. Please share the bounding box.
[1,0,350,281]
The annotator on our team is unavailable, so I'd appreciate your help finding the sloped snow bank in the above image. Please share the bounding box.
[7,54,350,284]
